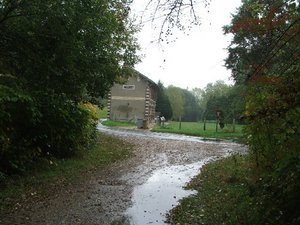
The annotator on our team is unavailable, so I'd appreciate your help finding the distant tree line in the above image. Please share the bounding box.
[156,80,245,124]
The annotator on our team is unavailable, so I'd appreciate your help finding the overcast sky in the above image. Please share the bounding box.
[130,0,242,89]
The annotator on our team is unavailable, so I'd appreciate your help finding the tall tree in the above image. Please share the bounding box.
[0,0,139,174]
[181,89,199,122]
[0,0,139,101]
[199,81,232,120]
[166,85,184,129]
[155,80,173,120]
[225,0,300,223]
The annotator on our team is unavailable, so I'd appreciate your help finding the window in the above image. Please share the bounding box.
[123,85,135,90]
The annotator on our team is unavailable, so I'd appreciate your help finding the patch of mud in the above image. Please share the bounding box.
[0,125,247,225]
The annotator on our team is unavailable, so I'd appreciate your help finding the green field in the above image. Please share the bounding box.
[152,121,244,141]
[101,119,136,127]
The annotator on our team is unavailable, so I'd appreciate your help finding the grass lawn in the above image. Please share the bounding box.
[0,133,133,205]
[168,155,260,225]
[101,119,136,127]
[152,121,245,141]
[168,154,298,225]
[168,156,299,225]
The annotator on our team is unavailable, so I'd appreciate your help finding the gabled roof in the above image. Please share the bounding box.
[131,68,157,88]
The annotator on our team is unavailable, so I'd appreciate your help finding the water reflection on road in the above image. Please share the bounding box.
[126,160,211,225]
[97,123,246,225]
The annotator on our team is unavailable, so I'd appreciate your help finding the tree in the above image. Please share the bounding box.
[142,0,210,41]
[155,80,173,120]
[225,0,300,223]
[0,0,139,175]
[181,89,199,122]
[0,0,139,101]
[191,87,205,120]
[166,85,184,129]
[195,81,232,120]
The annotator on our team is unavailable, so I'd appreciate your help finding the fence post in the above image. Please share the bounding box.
[233,118,236,132]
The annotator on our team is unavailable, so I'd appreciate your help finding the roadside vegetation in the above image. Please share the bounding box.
[0,0,138,188]
[0,133,133,209]
[97,107,108,119]
[102,120,136,127]
[169,154,300,225]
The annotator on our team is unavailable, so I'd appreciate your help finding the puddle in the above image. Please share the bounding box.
[125,159,211,225]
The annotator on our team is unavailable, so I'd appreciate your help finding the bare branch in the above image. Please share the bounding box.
[139,0,210,42]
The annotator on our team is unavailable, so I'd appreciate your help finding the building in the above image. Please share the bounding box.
[107,70,158,127]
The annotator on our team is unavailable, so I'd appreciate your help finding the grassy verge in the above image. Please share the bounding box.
[97,107,108,119]
[102,119,136,127]
[152,121,244,141]
[168,154,298,225]
[0,133,132,206]
[168,155,258,225]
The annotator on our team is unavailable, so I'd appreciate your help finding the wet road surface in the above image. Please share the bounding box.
[97,124,247,225]
[1,124,247,225]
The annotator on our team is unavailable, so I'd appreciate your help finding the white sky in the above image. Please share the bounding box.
[130,0,242,89]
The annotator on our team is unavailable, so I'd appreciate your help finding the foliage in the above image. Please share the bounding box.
[0,0,139,177]
[0,80,41,175]
[192,81,246,123]
[79,102,101,121]
[0,0,139,101]
[0,88,97,176]
[97,107,109,119]
[181,89,199,122]
[166,85,184,120]
[169,155,300,225]
[224,0,300,222]
[155,81,173,120]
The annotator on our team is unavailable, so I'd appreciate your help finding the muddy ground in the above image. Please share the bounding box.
[0,126,247,225]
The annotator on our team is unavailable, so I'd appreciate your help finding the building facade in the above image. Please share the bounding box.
[107,70,157,126]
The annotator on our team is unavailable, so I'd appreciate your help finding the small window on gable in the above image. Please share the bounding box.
[123,85,135,90]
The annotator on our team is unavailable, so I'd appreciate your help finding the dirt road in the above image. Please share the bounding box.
[1,125,247,225]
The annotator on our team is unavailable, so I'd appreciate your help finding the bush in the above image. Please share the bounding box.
[0,84,41,175]
[245,75,300,223]
[0,86,97,178]
[34,92,97,158]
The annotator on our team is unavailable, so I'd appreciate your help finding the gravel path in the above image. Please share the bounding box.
[1,126,247,225]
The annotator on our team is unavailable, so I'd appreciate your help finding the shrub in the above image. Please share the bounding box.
[0,87,97,178]
[0,84,41,175]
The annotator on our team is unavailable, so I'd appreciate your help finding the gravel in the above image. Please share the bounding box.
[0,126,247,225]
